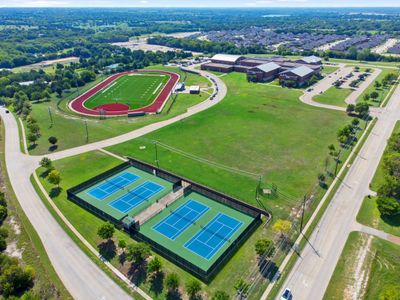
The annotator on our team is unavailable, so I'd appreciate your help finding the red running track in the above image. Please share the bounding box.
[69,70,180,116]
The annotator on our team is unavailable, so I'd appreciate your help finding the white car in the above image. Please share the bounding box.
[281,288,293,300]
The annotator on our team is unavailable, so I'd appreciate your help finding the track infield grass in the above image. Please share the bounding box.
[313,86,353,107]
[324,232,400,300]
[36,150,275,299]
[84,73,169,110]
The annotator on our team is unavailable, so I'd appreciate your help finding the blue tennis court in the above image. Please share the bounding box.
[109,181,164,213]
[184,213,242,260]
[153,200,209,240]
[87,171,140,200]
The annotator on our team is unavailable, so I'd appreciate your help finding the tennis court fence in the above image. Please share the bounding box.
[134,214,261,282]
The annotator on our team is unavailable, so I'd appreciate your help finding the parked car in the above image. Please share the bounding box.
[281,288,293,300]
[5,110,9,114]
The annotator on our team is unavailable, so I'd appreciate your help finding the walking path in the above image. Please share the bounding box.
[1,66,226,299]
[353,223,400,246]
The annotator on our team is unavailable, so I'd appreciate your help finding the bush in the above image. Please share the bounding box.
[185,279,202,298]
[0,205,7,223]
[0,255,35,297]
[255,239,274,257]
[0,236,6,252]
[165,272,179,291]
[48,136,58,145]
[380,284,400,300]
[212,290,230,300]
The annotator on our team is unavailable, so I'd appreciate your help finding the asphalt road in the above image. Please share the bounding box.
[0,67,226,299]
[276,83,400,300]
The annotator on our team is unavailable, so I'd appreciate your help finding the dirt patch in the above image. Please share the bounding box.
[344,235,373,300]
[5,240,23,259]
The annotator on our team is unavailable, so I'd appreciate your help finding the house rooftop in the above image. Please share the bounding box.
[300,55,322,64]
[282,65,315,77]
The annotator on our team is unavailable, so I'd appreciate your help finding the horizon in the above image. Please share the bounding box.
[1,0,400,8]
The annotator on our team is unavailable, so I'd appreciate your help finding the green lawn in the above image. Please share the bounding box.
[357,196,400,237]
[84,73,169,110]
[356,68,398,107]
[324,232,400,300]
[107,72,350,218]
[22,65,211,155]
[321,66,339,75]
[313,86,353,107]
[36,151,275,299]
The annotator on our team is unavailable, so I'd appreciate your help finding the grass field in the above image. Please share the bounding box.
[107,72,350,217]
[313,86,353,107]
[324,232,400,300]
[21,65,211,155]
[356,68,398,106]
[84,73,170,110]
[321,66,339,75]
[36,151,274,299]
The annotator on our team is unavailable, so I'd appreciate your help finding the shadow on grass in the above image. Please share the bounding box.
[27,144,37,151]
[98,239,116,261]
[40,169,51,178]
[128,261,147,286]
[382,214,400,228]
[258,258,279,281]
[149,272,164,296]
[48,145,58,152]
[49,187,62,198]
[118,252,126,265]
[166,289,182,300]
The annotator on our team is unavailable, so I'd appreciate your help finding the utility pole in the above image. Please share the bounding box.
[154,141,160,169]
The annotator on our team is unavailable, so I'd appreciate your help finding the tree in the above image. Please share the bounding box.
[0,264,35,297]
[212,291,230,300]
[355,102,370,117]
[376,197,400,216]
[380,284,400,300]
[48,136,58,146]
[118,239,126,252]
[126,242,150,263]
[272,219,292,238]
[147,256,162,274]
[97,222,115,241]
[165,273,180,291]
[346,104,355,115]
[47,170,61,187]
[351,118,360,128]
[370,91,379,101]
[375,81,382,89]
[27,133,38,145]
[39,157,53,171]
[383,153,400,177]
[234,278,249,296]
[363,93,370,101]
[255,239,275,257]
[27,123,40,135]
[185,279,202,299]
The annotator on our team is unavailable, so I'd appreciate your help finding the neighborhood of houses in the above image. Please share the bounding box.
[201,54,322,86]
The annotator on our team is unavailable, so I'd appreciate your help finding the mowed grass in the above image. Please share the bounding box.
[313,86,353,107]
[321,66,339,75]
[22,65,211,155]
[36,151,274,299]
[107,72,350,216]
[84,73,169,110]
[324,232,400,300]
[356,68,398,106]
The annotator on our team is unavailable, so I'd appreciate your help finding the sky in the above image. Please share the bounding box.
[1,0,400,8]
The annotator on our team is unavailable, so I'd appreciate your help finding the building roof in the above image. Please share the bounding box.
[300,55,322,64]
[282,66,315,77]
[211,54,243,63]
[202,62,234,69]
[255,62,281,73]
